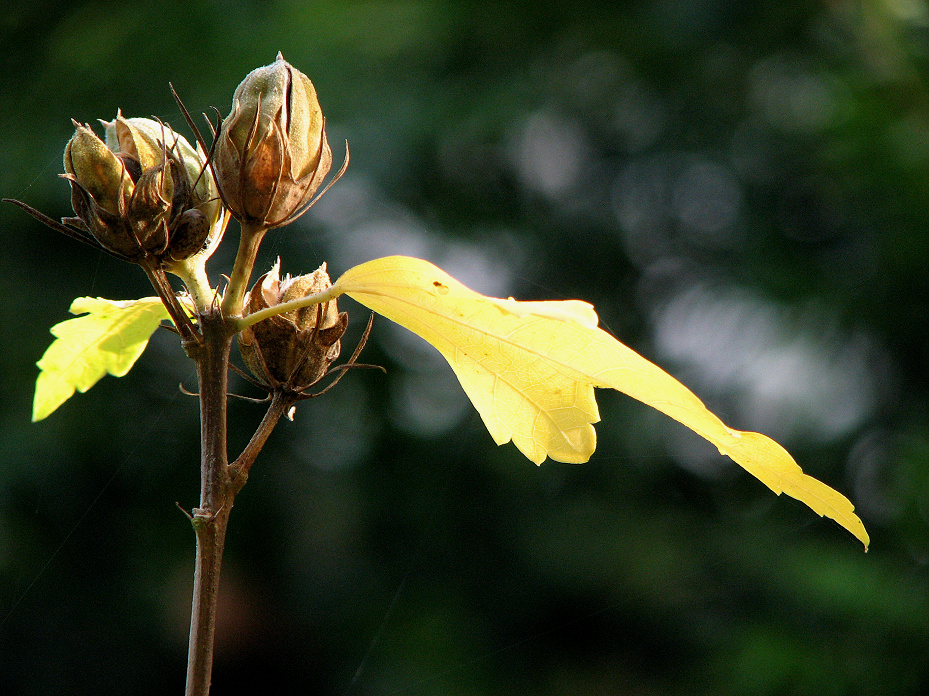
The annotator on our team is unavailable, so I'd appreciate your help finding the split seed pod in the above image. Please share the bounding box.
[238,260,348,391]
[62,113,221,264]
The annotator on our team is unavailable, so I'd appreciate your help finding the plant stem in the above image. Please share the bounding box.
[229,391,290,489]
[185,504,231,696]
[168,257,215,314]
[143,263,198,345]
[185,308,234,696]
[221,221,267,319]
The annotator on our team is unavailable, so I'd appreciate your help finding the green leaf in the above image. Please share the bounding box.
[32,297,170,421]
[334,256,869,549]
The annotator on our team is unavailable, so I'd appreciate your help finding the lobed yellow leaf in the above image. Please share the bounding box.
[33,297,170,421]
[337,257,602,465]
[335,256,869,549]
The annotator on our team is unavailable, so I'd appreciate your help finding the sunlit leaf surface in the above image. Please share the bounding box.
[33,297,169,421]
[336,256,869,548]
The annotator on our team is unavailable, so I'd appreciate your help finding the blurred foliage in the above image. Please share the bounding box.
[2,0,929,694]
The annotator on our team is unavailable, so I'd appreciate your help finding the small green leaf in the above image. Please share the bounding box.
[32,297,170,421]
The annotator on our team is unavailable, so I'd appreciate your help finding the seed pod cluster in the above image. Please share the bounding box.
[62,113,221,264]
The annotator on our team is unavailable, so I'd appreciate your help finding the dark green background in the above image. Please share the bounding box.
[2,1,928,694]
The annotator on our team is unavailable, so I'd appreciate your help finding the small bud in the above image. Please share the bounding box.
[61,114,221,264]
[215,53,334,228]
[238,260,348,390]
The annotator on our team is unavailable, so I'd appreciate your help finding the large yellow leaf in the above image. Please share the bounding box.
[33,297,170,421]
[335,256,869,549]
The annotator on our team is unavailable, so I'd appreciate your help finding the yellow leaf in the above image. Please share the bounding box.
[335,256,869,549]
[33,297,170,421]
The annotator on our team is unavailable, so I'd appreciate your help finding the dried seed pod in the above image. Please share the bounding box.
[238,260,348,391]
[214,53,334,228]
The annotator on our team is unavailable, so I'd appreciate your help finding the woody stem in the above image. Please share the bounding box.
[229,390,291,489]
[184,308,234,696]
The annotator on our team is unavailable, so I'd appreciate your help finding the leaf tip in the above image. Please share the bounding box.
[31,399,57,422]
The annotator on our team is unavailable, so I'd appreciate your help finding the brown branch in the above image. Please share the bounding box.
[184,308,234,696]
[229,390,290,490]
